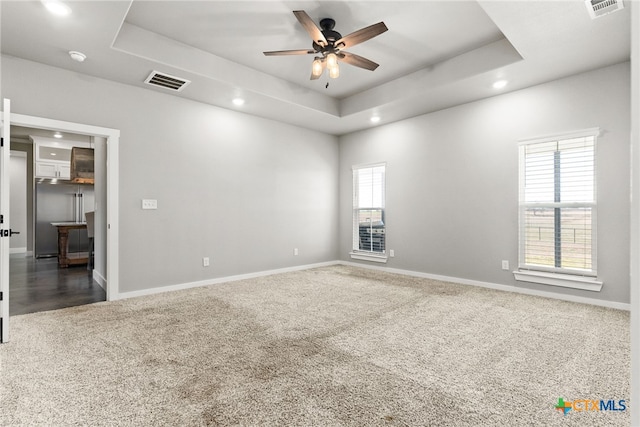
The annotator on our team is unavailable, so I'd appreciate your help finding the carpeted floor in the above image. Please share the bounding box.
[0,265,630,426]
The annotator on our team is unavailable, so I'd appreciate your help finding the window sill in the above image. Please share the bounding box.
[513,270,603,292]
[349,252,388,263]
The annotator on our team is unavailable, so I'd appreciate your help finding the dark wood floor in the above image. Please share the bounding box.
[9,256,106,316]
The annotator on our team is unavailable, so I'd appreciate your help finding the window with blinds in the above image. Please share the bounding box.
[519,130,598,276]
[353,164,386,254]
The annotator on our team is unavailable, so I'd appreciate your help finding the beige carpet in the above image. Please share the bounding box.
[0,265,630,426]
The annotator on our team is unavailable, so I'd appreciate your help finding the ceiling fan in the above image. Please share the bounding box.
[263,10,388,80]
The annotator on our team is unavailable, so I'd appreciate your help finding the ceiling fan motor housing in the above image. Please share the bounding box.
[313,18,342,53]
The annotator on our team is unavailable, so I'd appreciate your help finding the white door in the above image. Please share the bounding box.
[1,99,11,342]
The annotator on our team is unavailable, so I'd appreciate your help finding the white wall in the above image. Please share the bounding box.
[629,2,639,424]
[92,136,107,282]
[2,55,339,294]
[9,151,27,253]
[8,142,33,253]
[339,62,631,304]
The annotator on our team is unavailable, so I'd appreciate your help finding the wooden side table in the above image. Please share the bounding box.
[50,222,89,268]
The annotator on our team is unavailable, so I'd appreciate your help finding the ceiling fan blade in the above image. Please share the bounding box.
[293,10,328,47]
[263,49,316,56]
[335,22,388,50]
[338,51,379,71]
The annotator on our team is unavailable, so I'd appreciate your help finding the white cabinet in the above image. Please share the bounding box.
[59,164,71,179]
[32,137,90,180]
[35,162,70,179]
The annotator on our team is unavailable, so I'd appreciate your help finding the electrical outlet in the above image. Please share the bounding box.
[203,257,210,267]
[501,260,509,270]
[389,249,395,257]
[294,248,299,256]
[142,199,157,210]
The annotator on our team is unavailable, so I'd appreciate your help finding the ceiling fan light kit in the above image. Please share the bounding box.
[326,52,339,78]
[312,58,324,77]
[329,64,340,79]
[264,10,387,81]
[326,52,338,68]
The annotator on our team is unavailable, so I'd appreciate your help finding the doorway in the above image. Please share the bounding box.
[9,128,106,315]
[6,112,120,320]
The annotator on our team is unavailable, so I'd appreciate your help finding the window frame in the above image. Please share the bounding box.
[350,163,387,263]
[515,128,603,291]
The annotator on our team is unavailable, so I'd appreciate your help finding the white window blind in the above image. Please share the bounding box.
[519,130,597,276]
[353,164,386,254]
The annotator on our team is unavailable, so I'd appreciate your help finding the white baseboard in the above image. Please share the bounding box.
[114,261,338,301]
[338,261,631,311]
[9,247,26,254]
[93,270,107,291]
[112,259,630,311]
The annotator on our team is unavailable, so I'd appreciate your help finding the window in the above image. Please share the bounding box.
[517,129,600,288]
[351,164,386,262]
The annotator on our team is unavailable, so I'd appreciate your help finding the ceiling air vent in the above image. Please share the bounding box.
[144,71,191,92]
[585,0,624,19]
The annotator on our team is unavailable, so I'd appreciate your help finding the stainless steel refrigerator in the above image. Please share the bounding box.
[35,182,95,258]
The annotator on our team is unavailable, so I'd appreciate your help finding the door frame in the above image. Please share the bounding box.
[10,112,120,302]
[1,99,11,342]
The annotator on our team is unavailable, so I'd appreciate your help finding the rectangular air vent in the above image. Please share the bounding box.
[144,71,191,92]
[585,0,624,19]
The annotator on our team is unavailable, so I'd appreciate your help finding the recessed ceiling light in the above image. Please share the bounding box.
[370,116,381,123]
[232,98,245,106]
[493,80,508,90]
[53,132,63,139]
[69,51,86,63]
[42,0,72,16]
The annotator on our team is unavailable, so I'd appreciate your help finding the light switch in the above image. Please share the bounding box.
[142,199,157,210]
